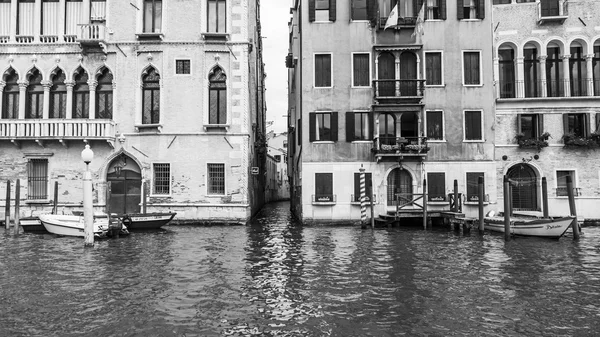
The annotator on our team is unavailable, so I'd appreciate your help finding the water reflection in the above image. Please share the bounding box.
[1,201,599,336]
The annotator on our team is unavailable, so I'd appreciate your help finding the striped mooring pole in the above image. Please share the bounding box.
[359,165,367,227]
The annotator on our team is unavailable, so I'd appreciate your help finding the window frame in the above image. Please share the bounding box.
[73,68,90,119]
[208,66,228,126]
[518,113,544,140]
[1,70,19,119]
[314,172,334,203]
[96,68,113,120]
[309,111,338,142]
[555,169,577,197]
[49,69,67,119]
[142,67,161,125]
[427,172,446,202]
[424,50,444,87]
[143,0,163,33]
[207,163,226,196]
[348,110,372,142]
[351,52,371,88]
[207,0,227,33]
[350,0,368,21]
[462,50,482,86]
[465,172,484,202]
[174,59,192,76]
[314,0,331,22]
[314,53,333,88]
[425,110,445,142]
[563,113,589,138]
[463,110,484,142]
[27,158,49,201]
[151,162,171,196]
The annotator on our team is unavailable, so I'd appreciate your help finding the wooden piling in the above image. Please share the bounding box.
[14,179,20,234]
[453,179,459,212]
[566,175,580,240]
[423,179,428,230]
[542,177,549,219]
[507,182,513,217]
[369,186,375,229]
[478,176,484,232]
[142,180,147,214]
[503,175,511,241]
[52,181,59,214]
[5,180,10,230]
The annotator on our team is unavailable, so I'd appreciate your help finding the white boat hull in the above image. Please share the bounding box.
[39,214,108,237]
[484,216,575,238]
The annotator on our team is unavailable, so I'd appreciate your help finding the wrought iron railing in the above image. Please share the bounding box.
[373,136,428,156]
[312,194,336,204]
[373,79,425,99]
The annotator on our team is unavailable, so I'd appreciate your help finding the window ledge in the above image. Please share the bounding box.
[425,19,444,22]
[136,33,164,41]
[350,201,378,205]
[312,201,336,206]
[312,141,335,144]
[427,140,446,143]
[25,199,50,204]
[425,84,446,88]
[463,84,483,87]
[351,140,373,144]
[464,201,490,205]
[460,19,482,22]
[204,124,229,132]
[135,124,162,132]
[202,33,229,41]
[463,140,485,143]
[427,201,450,205]
[149,194,172,198]
[351,86,371,89]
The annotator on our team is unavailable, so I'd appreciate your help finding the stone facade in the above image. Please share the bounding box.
[0,0,266,224]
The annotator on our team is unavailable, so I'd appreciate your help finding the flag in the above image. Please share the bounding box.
[384,4,399,30]
[411,2,425,38]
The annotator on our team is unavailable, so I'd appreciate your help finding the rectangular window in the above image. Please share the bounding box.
[426,110,443,140]
[315,0,330,21]
[427,172,445,201]
[28,159,48,200]
[90,0,107,21]
[425,52,442,85]
[2,82,19,119]
[351,0,367,20]
[353,172,373,202]
[353,112,371,141]
[352,53,370,87]
[0,0,10,37]
[541,0,560,17]
[460,0,484,19]
[426,0,443,20]
[556,170,576,197]
[310,111,338,142]
[315,172,333,202]
[315,54,332,87]
[175,60,191,75]
[207,0,226,33]
[65,0,85,36]
[153,163,170,195]
[17,0,35,36]
[208,163,225,195]
[464,110,482,141]
[463,51,481,85]
[563,113,589,138]
[42,0,60,37]
[466,172,484,202]
[493,0,510,4]
[143,0,162,33]
[518,114,544,139]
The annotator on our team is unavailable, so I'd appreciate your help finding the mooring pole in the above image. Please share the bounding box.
[507,182,513,217]
[5,180,10,230]
[142,180,147,214]
[542,177,549,219]
[81,145,95,247]
[478,176,485,232]
[359,165,367,229]
[566,175,580,240]
[503,175,511,241]
[423,178,428,230]
[453,179,459,212]
[14,179,20,234]
[369,186,375,229]
[52,181,59,214]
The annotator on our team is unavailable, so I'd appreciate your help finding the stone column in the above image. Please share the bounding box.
[586,54,594,97]
[396,113,403,139]
[0,81,5,119]
[42,80,51,119]
[562,54,571,97]
[493,57,500,98]
[88,80,97,119]
[538,55,547,98]
[516,57,525,98]
[18,80,27,119]
[65,80,74,119]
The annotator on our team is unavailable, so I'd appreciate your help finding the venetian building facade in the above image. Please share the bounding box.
[288,0,495,223]
[0,0,267,223]
[493,0,600,218]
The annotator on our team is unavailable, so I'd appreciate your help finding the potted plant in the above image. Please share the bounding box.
[515,132,550,151]
[561,132,599,149]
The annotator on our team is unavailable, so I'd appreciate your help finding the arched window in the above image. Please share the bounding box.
[569,43,586,97]
[96,67,113,119]
[49,69,66,118]
[142,67,160,124]
[377,52,395,97]
[208,66,227,124]
[524,44,539,98]
[73,67,89,119]
[594,43,600,96]
[2,68,19,119]
[26,68,43,119]
[546,44,563,97]
[498,47,515,98]
[379,113,396,145]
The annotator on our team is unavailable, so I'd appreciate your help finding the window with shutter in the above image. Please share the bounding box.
[352,0,368,20]
[311,112,334,141]
[315,173,334,202]
[426,111,443,140]
[352,53,370,87]
[464,110,482,141]
[348,112,371,141]
[463,51,481,85]
[315,54,332,87]
[425,52,442,85]
[564,113,588,138]
[466,172,484,202]
[427,172,445,201]
[519,114,544,139]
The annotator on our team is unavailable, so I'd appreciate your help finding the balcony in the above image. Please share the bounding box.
[77,24,107,53]
[0,119,117,148]
[537,0,568,24]
[373,79,425,104]
[498,79,598,99]
[379,15,417,29]
[372,136,428,161]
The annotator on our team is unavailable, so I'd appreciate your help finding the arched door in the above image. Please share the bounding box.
[379,113,396,146]
[378,52,396,97]
[399,52,417,96]
[387,168,413,205]
[107,154,142,214]
[507,164,538,211]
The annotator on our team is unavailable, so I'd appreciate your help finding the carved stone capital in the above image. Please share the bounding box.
[537,55,547,62]
[17,80,29,89]
[41,80,52,89]
[585,54,595,61]
[561,54,571,60]
[65,80,75,88]
[87,80,98,90]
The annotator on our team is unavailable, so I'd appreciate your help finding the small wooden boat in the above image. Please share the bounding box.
[120,212,176,230]
[20,216,47,233]
[39,214,128,238]
[484,214,575,239]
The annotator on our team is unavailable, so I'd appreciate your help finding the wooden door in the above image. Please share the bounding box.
[107,155,142,215]
[387,168,413,204]
[399,52,417,96]
[378,52,396,97]
[508,164,538,211]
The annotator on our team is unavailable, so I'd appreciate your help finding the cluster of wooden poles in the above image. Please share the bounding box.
[3,180,59,234]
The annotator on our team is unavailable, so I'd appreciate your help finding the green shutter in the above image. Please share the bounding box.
[517,114,523,134]
[596,113,600,132]
[537,114,544,136]
[346,112,355,142]
[440,0,447,20]
[309,0,316,22]
[309,113,316,142]
[478,0,485,19]
[329,0,336,22]
[457,0,464,20]
[331,111,338,141]
[584,113,591,137]
[367,0,379,27]
[563,114,569,136]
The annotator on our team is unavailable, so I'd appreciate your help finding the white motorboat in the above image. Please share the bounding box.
[38,214,121,238]
[484,214,575,239]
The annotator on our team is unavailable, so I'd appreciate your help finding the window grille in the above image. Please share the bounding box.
[153,163,170,194]
[208,164,225,195]
[28,159,48,200]
[176,60,191,74]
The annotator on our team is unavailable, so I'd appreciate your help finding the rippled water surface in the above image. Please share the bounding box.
[1,201,599,336]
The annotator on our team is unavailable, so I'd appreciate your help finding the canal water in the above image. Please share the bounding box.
[1,201,599,337]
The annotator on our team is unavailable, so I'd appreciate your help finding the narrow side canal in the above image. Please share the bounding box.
[1,201,599,336]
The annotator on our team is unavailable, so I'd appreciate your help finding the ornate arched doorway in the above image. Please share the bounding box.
[507,163,538,211]
[387,167,413,205]
[107,153,142,214]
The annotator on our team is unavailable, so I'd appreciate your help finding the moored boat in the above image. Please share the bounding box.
[120,212,176,230]
[20,216,47,233]
[39,214,128,238]
[484,215,575,239]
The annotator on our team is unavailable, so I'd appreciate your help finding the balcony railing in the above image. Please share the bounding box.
[498,79,598,99]
[373,136,428,160]
[379,15,417,29]
[538,0,568,24]
[312,194,336,204]
[0,119,116,143]
[77,24,106,42]
[373,79,425,100]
